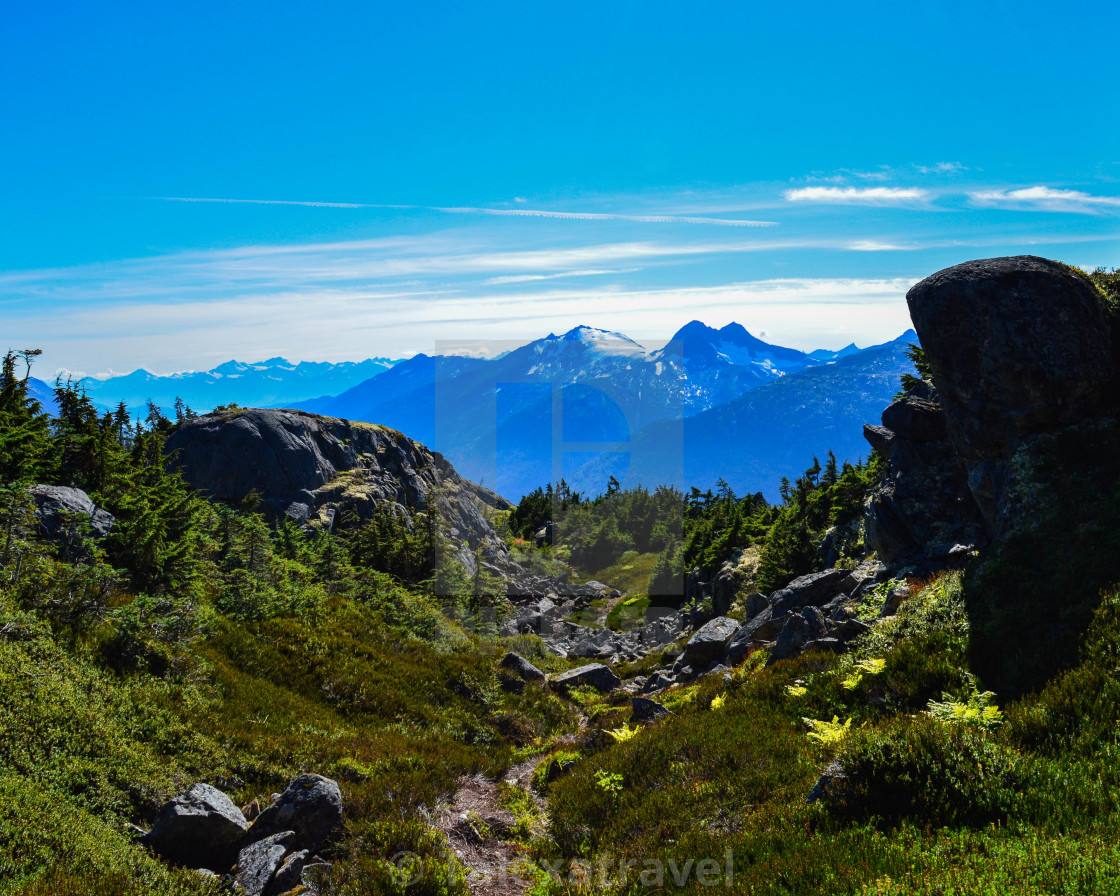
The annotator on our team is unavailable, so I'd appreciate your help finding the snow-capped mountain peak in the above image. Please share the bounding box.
[652,320,815,375]
[533,327,649,358]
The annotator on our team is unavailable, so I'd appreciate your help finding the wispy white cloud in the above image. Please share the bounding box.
[163,196,369,208]
[484,268,637,285]
[10,182,1117,375]
[435,206,777,227]
[798,163,966,184]
[846,240,913,251]
[784,186,930,204]
[0,234,920,303]
[914,162,966,175]
[158,196,777,227]
[969,186,1120,214]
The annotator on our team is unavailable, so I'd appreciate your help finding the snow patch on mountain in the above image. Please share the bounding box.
[556,326,648,358]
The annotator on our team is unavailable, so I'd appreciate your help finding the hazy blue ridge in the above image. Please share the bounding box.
[78,357,399,415]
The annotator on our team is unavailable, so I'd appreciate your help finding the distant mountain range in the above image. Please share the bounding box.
[76,357,398,415]
[295,322,912,502]
[40,323,913,503]
[569,331,916,502]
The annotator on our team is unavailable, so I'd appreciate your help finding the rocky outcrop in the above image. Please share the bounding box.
[28,485,114,542]
[863,381,987,568]
[165,408,512,574]
[905,256,1115,533]
[861,257,1115,565]
[682,546,761,616]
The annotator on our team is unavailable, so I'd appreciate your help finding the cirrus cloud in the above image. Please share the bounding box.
[969,186,1120,214]
[783,186,930,204]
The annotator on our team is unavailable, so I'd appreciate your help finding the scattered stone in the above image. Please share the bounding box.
[144,782,248,872]
[300,862,331,895]
[879,584,911,618]
[643,671,674,692]
[742,591,769,620]
[545,757,578,783]
[727,607,783,660]
[835,617,871,641]
[767,608,830,666]
[770,569,852,616]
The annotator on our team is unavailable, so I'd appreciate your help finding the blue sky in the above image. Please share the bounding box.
[2,0,1118,375]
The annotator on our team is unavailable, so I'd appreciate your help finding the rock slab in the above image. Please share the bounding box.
[500,651,547,683]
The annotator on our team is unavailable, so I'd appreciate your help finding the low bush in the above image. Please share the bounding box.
[826,714,1027,828]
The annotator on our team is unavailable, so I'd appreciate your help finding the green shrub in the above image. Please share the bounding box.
[826,714,1027,828]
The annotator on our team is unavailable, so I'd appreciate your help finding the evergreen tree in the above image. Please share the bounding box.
[0,350,50,483]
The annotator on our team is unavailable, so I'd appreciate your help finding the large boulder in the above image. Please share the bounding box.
[682,616,739,668]
[550,663,621,694]
[144,783,248,872]
[247,775,343,856]
[906,256,1115,528]
[28,485,114,541]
